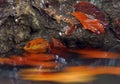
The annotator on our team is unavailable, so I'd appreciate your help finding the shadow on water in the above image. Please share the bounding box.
[0,45,120,84]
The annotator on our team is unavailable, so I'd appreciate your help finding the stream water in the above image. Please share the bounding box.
[0,0,120,84]
[0,47,120,84]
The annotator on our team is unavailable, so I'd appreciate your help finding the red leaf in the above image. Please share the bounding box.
[50,38,66,49]
[73,1,108,28]
[72,12,104,34]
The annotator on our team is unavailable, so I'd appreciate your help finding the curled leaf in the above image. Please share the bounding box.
[24,38,50,53]
[72,12,104,34]
[73,1,108,27]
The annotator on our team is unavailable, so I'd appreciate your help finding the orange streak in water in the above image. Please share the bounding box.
[69,49,120,59]
[23,53,55,61]
[25,60,60,68]
[0,49,119,67]
[0,53,59,68]
[65,66,120,75]
[19,66,120,83]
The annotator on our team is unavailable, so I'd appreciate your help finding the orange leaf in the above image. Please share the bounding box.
[24,38,50,53]
[72,12,104,34]
[73,1,108,27]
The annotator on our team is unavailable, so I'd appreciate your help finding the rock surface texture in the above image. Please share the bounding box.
[0,0,120,54]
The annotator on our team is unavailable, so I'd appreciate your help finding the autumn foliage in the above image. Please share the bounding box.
[72,12,104,34]
[73,1,108,28]
[65,1,108,35]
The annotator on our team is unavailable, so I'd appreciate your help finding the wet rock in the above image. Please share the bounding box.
[112,18,120,39]
[0,0,120,54]
[101,0,120,19]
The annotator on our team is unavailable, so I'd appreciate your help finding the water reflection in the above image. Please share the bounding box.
[0,49,120,84]
[19,66,120,83]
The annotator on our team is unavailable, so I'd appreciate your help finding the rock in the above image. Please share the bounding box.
[0,0,120,54]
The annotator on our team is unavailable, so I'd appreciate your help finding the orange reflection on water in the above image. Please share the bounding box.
[0,48,119,83]
[0,48,119,71]
[71,49,120,59]
[19,66,120,83]
[0,49,119,68]
[0,53,59,68]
